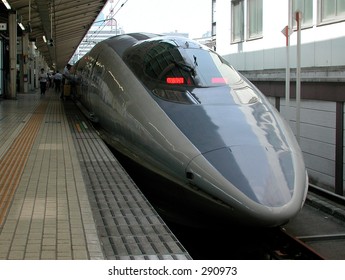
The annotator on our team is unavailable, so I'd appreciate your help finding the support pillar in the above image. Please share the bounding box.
[8,12,17,99]
[22,33,29,93]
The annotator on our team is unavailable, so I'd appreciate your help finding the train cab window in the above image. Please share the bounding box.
[143,41,197,86]
[123,36,259,104]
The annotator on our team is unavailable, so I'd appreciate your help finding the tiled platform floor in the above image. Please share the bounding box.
[0,90,190,260]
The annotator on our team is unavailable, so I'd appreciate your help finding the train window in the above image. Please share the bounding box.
[123,37,259,104]
[125,38,241,87]
[142,41,197,86]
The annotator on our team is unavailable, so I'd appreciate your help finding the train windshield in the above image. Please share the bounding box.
[145,48,241,88]
[123,37,258,104]
[124,37,242,88]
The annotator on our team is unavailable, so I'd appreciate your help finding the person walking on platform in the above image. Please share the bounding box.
[38,68,48,95]
[54,70,62,94]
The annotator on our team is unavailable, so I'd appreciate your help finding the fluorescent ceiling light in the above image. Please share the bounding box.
[18,22,25,31]
[2,0,11,10]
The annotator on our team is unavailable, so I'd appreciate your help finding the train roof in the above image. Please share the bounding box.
[103,33,160,57]
[102,33,207,58]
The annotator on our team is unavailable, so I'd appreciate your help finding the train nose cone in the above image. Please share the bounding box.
[187,145,297,207]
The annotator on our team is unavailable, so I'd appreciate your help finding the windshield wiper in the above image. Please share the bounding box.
[171,60,196,77]
[193,55,198,66]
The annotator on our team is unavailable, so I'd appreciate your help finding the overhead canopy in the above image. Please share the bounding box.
[5,0,107,70]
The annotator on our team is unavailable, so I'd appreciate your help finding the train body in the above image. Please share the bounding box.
[74,33,308,227]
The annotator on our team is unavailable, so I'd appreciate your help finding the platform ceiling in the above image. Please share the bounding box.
[4,0,107,70]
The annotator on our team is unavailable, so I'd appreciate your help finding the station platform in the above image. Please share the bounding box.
[0,90,191,260]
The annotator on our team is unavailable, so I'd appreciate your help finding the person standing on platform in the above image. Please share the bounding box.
[61,63,74,99]
[54,70,62,94]
[38,68,48,95]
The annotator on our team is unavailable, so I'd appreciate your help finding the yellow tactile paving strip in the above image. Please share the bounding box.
[0,93,104,259]
[0,102,47,227]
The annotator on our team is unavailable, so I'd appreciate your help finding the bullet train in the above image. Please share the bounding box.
[74,33,308,227]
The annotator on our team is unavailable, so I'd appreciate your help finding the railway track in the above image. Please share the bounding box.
[281,184,345,260]
[267,228,324,259]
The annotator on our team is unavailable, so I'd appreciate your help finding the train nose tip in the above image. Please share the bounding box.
[187,146,296,207]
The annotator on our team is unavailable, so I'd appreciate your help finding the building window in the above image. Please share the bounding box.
[247,0,263,39]
[293,0,313,28]
[319,0,345,23]
[231,0,244,43]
